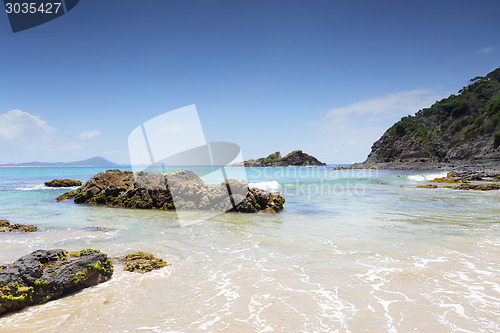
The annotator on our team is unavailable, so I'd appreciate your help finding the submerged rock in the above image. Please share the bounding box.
[56,169,285,213]
[118,252,168,273]
[81,227,114,232]
[0,249,113,315]
[0,220,37,233]
[448,183,500,191]
[422,172,500,190]
[45,179,83,187]
[416,184,438,189]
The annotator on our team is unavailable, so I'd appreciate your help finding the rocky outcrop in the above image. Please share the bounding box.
[44,179,82,187]
[118,252,168,273]
[353,67,500,171]
[0,219,37,233]
[0,249,113,315]
[414,171,500,191]
[234,150,326,167]
[56,169,285,213]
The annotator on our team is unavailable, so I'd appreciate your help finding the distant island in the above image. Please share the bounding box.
[0,156,118,167]
[353,67,500,171]
[231,150,326,167]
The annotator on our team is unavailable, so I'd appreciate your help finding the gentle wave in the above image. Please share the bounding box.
[407,172,448,182]
[15,184,79,191]
[248,180,281,192]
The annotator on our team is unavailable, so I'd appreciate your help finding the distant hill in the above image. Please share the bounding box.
[0,156,119,167]
[231,150,326,167]
[353,67,500,170]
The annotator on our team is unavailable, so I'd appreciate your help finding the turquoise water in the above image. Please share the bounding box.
[1,166,500,332]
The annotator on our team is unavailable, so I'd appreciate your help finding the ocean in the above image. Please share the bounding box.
[0,166,499,332]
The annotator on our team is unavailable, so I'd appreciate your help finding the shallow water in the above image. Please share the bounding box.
[0,167,499,332]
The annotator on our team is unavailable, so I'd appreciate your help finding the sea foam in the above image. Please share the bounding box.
[15,184,79,191]
[407,172,448,182]
[248,180,281,192]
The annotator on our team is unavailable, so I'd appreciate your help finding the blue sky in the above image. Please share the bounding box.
[0,0,499,164]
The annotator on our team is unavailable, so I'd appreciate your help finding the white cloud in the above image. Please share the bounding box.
[477,47,493,54]
[79,129,101,140]
[309,89,449,163]
[0,110,56,141]
[322,89,445,120]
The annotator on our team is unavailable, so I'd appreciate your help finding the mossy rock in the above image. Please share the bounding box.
[428,177,464,183]
[44,179,82,188]
[118,252,168,273]
[451,183,500,191]
[0,219,37,232]
[56,169,286,214]
[0,249,113,315]
[416,184,438,189]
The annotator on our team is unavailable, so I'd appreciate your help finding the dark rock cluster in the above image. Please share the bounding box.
[56,169,285,213]
[0,249,113,315]
[233,150,326,167]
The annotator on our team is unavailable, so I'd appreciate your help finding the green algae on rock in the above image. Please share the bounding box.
[56,169,285,213]
[118,252,168,273]
[416,184,438,189]
[0,219,37,233]
[0,249,113,315]
[44,179,82,187]
[447,183,500,191]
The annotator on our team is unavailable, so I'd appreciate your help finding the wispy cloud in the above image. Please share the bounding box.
[0,110,56,141]
[80,129,101,140]
[0,110,92,163]
[477,47,493,54]
[321,89,445,120]
[308,89,449,163]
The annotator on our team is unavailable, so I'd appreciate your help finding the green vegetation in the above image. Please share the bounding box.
[34,280,50,286]
[87,259,114,276]
[68,248,99,258]
[384,67,500,158]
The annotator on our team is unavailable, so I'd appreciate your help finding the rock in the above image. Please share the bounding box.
[44,179,82,187]
[416,184,438,189]
[448,183,500,191]
[422,172,500,190]
[56,169,285,213]
[117,252,168,273]
[0,220,37,233]
[0,249,113,315]
[428,177,465,183]
[232,150,326,167]
[81,227,114,232]
[352,67,500,171]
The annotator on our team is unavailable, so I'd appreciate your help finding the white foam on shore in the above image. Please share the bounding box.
[15,184,79,191]
[249,181,281,192]
[407,172,448,182]
[15,184,51,191]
